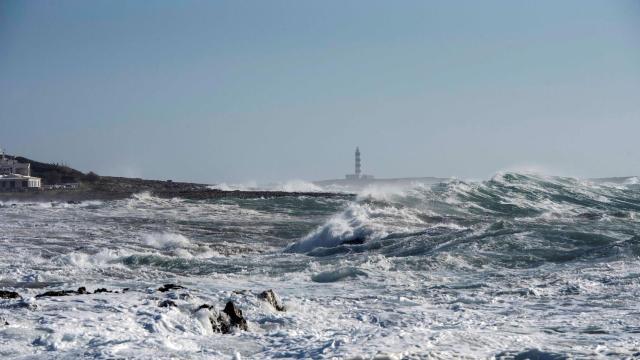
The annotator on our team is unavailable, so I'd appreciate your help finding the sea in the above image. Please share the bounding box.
[1,172,640,359]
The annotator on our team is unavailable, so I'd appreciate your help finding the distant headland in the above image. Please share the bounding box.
[0,154,353,202]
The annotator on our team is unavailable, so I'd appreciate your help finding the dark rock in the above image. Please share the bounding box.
[195,302,248,334]
[495,348,567,360]
[196,304,214,311]
[258,289,285,311]
[195,304,229,334]
[94,288,112,294]
[222,301,248,331]
[35,290,77,298]
[159,300,177,308]
[35,286,89,298]
[158,284,185,292]
[0,290,21,299]
[210,313,229,334]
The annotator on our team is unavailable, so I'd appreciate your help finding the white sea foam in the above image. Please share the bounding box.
[54,249,124,268]
[1,174,640,358]
[210,179,324,193]
[287,202,426,253]
[143,232,192,250]
[269,180,323,193]
[208,181,259,191]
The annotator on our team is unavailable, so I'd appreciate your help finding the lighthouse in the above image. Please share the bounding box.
[355,147,361,178]
[345,147,374,180]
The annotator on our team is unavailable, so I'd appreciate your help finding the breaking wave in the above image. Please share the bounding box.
[210,180,324,193]
[288,173,640,267]
[142,233,192,250]
[2,171,640,358]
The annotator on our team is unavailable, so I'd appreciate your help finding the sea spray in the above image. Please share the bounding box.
[1,173,640,358]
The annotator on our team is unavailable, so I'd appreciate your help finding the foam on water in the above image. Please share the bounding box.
[143,233,192,250]
[269,180,324,193]
[208,180,323,193]
[1,173,640,358]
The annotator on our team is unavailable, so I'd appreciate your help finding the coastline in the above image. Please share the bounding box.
[0,176,354,202]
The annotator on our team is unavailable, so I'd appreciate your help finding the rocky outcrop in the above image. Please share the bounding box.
[0,290,21,299]
[258,289,285,311]
[158,284,185,292]
[208,310,229,334]
[222,301,248,331]
[196,304,214,311]
[197,301,248,334]
[159,299,177,308]
[35,287,87,298]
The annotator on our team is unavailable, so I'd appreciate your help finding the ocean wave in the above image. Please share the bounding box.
[51,249,126,269]
[286,202,426,253]
[288,172,640,265]
[208,181,258,191]
[3,171,640,358]
[209,180,324,192]
[143,233,192,250]
[311,267,368,283]
[269,180,324,193]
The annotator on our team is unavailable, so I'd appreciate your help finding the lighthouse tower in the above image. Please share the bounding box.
[345,147,374,180]
[355,147,361,178]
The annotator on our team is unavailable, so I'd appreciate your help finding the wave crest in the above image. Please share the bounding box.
[287,172,640,266]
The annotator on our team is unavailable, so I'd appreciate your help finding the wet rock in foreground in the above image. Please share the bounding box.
[0,290,21,299]
[495,348,567,360]
[159,299,177,308]
[196,304,214,311]
[198,301,248,334]
[35,287,87,298]
[222,301,248,331]
[258,289,286,311]
[158,284,185,292]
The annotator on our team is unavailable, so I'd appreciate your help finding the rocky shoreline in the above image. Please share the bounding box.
[0,176,354,202]
[1,285,286,335]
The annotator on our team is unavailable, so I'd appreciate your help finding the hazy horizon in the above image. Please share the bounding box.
[2,1,639,183]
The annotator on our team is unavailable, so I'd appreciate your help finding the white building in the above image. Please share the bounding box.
[0,157,31,176]
[0,174,42,191]
[0,149,42,191]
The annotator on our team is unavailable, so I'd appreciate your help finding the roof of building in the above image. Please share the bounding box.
[0,174,41,180]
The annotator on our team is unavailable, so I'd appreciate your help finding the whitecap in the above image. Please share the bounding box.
[142,233,191,250]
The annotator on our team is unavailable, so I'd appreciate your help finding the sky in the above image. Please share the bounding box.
[1,1,639,183]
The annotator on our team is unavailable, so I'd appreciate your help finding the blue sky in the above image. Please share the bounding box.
[1,1,639,183]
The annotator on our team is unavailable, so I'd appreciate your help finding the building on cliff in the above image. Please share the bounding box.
[345,147,374,180]
[0,148,42,191]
